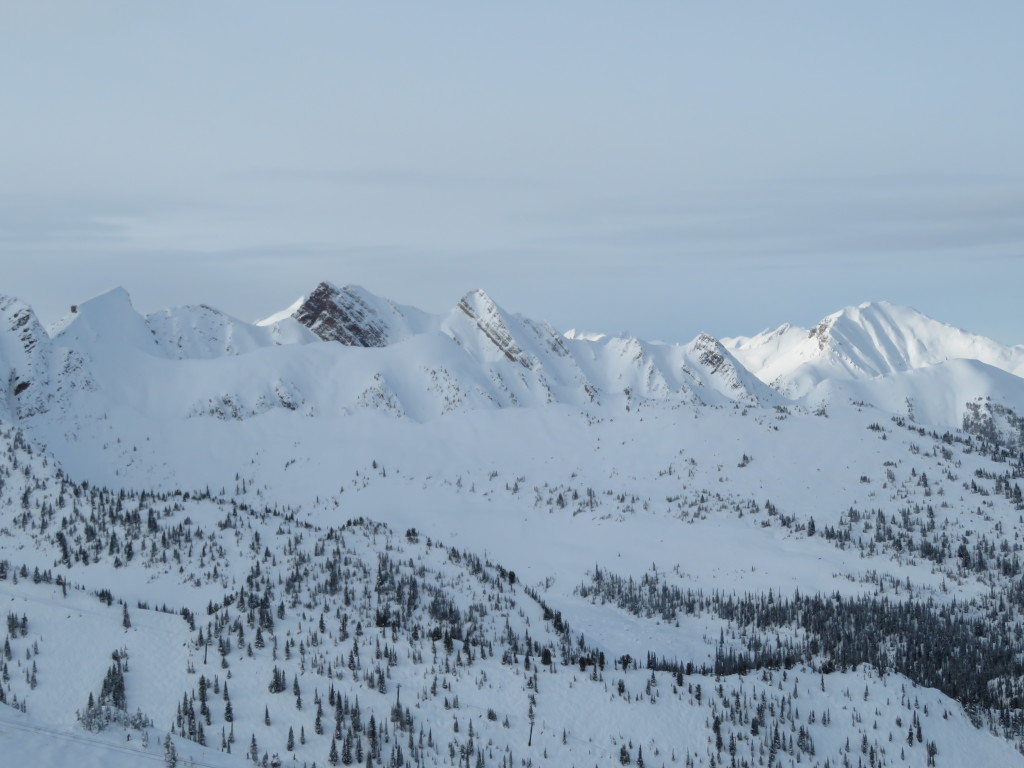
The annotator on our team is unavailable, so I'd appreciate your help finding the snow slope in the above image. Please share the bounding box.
[4,285,1024,766]
[53,287,318,361]
[8,284,779,433]
[5,404,1024,766]
[724,300,1024,397]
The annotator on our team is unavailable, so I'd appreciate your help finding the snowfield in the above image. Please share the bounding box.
[2,284,1024,766]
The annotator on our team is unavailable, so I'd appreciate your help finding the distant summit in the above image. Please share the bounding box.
[284,282,433,347]
[292,282,386,346]
[723,300,1024,398]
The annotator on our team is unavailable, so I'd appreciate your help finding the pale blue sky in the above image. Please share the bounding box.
[2,2,1022,343]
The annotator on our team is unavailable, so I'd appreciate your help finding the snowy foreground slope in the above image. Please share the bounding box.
[2,285,1024,767]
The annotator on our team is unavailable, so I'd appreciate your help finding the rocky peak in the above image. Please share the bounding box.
[0,296,56,419]
[453,290,531,368]
[692,332,730,376]
[809,318,833,351]
[684,331,783,405]
[292,282,396,347]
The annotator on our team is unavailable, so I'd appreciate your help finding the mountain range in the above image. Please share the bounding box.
[3,282,1024,767]
[4,281,1022,432]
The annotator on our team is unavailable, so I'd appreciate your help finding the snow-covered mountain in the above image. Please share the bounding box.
[724,300,1024,390]
[723,300,1024,423]
[54,286,318,360]
[0,283,779,430]
[3,287,1022,436]
[261,281,435,347]
[5,284,1024,767]
[1,284,1021,449]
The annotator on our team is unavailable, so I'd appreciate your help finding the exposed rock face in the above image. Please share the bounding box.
[292,282,396,347]
[1,296,101,424]
[810,320,832,351]
[693,333,729,378]
[454,289,531,368]
[686,332,767,403]
[0,296,54,419]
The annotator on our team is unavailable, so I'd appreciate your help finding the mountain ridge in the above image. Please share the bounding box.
[724,299,1024,393]
[0,286,1021,433]
[6,284,1024,765]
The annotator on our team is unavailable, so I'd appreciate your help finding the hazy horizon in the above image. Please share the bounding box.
[3,2,1022,344]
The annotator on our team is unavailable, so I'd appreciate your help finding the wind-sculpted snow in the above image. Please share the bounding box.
[802,358,1024,428]
[0,284,778,432]
[145,304,317,359]
[52,287,318,362]
[725,301,1024,397]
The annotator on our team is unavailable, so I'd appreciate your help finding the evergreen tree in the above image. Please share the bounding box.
[163,735,177,768]
[342,729,354,765]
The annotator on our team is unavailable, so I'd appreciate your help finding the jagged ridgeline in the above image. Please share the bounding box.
[4,285,1024,766]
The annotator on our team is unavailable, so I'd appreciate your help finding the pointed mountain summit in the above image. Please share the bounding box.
[683,332,779,404]
[282,282,434,347]
[0,295,57,420]
[443,289,537,368]
[725,300,1024,397]
[52,286,155,354]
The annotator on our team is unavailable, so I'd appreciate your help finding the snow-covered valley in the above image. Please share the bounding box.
[2,283,1024,767]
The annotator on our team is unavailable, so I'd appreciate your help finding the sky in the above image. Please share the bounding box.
[2,1,1023,344]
